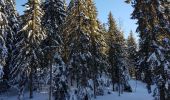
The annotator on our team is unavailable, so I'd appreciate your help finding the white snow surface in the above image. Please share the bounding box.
[95,80,154,100]
[0,80,154,100]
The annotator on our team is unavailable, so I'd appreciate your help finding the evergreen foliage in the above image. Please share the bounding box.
[42,0,68,99]
[127,31,137,77]
[3,0,170,100]
[107,12,131,93]
[9,0,46,99]
[0,0,7,80]
[130,0,170,99]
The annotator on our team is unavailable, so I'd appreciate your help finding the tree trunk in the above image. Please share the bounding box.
[167,83,170,100]
[159,61,166,100]
[71,76,73,86]
[112,78,115,91]
[93,77,96,98]
[159,84,165,100]
[49,60,53,100]
[29,66,33,99]
[118,67,121,96]
[77,77,79,88]
[93,52,97,98]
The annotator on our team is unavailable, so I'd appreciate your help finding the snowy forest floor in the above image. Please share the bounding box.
[0,80,154,100]
[95,80,154,100]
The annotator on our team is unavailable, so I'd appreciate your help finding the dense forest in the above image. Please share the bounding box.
[0,0,170,100]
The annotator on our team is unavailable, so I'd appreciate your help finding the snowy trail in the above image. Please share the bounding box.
[96,80,154,100]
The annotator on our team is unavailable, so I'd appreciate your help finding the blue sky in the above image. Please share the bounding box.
[15,0,138,41]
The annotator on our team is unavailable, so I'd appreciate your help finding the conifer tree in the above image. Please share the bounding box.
[66,0,91,87]
[127,31,137,77]
[63,0,109,98]
[130,0,156,93]
[107,12,118,92]
[107,12,131,94]
[63,0,99,99]
[0,0,8,81]
[0,0,18,91]
[129,0,170,99]
[86,0,108,97]
[62,0,74,64]
[42,0,68,99]
[9,0,46,99]
[0,0,19,80]
[95,20,110,96]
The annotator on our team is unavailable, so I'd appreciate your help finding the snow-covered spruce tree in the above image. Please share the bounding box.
[86,0,109,97]
[107,12,131,94]
[95,20,110,96]
[3,0,19,83]
[129,0,155,92]
[63,0,108,99]
[97,20,112,91]
[0,0,19,86]
[0,0,7,82]
[107,12,118,92]
[9,0,46,99]
[63,0,96,99]
[96,20,108,56]
[99,20,112,77]
[127,31,137,78]
[41,0,68,99]
[152,1,170,100]
[62,0,74,64]
[160,1,170,99]
[0,0,17,92]
[128,0,170,99]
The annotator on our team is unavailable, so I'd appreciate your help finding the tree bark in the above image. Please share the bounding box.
[49,60,52,100]
[160,84,165,100]
[29,65,33,99]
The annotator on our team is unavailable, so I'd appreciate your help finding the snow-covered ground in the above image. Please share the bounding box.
[0,93,48,100]
[95,80,154,100]
[0,80,154,100]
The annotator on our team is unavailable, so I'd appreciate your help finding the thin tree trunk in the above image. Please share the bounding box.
[118,83,121,96]
[71,76,73,86]
[92,47,97,98]
[112,79,115,91]
[160,84,165,100]
[168,83,170,100]
[30,0,35,97]
[29,65,33,99]
[118,67,121,96]
[93,76,96,98]
[77,77,79,88]
[49,60,52,100]
[159,61,166,100]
